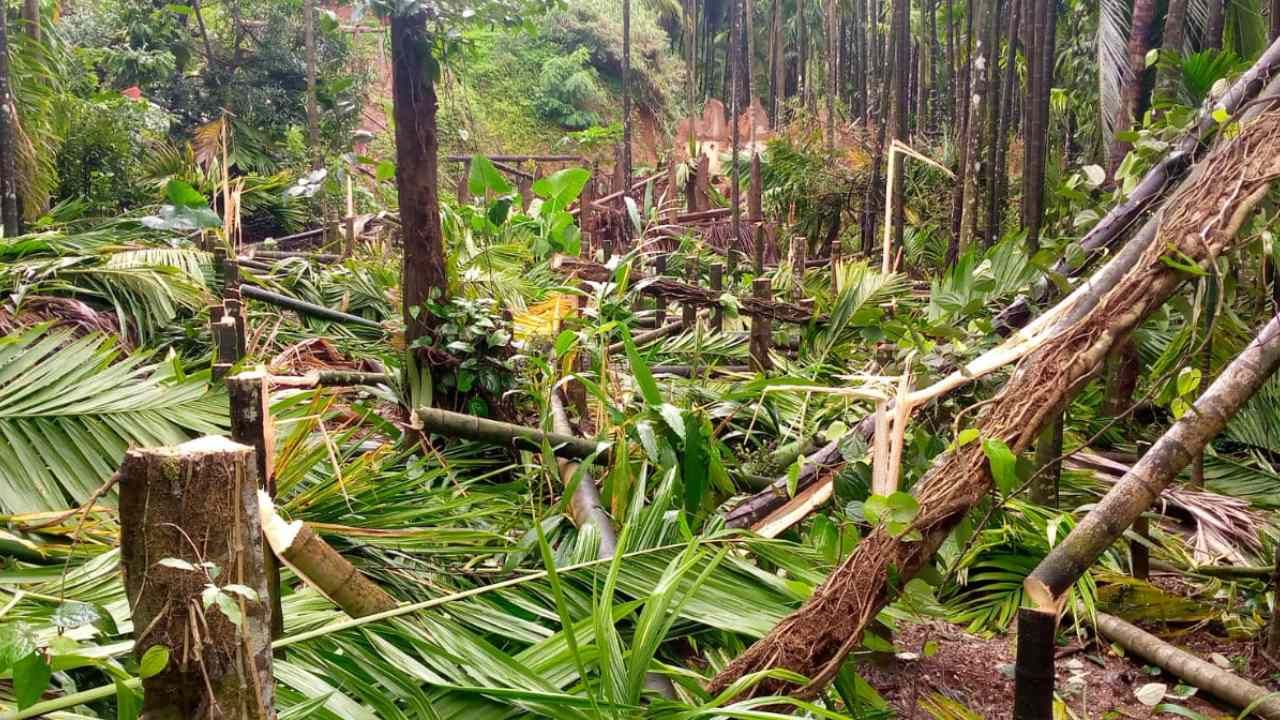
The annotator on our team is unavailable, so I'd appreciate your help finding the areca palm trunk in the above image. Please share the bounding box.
[1109,0,1158,180]
[1022,0,1056,251]
[0,6,17,237]
[1158,0,1190,101]
[989,0,1022,239]
[1206,0,1225,50]
[390,10,447,344]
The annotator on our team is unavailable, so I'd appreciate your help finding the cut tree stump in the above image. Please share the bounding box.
[119,436,275,720]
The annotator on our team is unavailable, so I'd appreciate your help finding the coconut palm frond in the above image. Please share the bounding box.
[0,328,226,514]
[1098,0,1133,139]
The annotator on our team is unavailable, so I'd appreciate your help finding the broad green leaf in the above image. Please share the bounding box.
[14,652,52,710]
[139,645,170,679]
[982,438,1018,495]
[468,155,512,196]
[622,329,661,406]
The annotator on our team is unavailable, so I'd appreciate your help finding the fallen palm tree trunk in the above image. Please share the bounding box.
[605,319,685,355]
[239,284,384,330]
[724,440,846,529]
[1151,560,1276,579]
[707,108,1280,701]
[415,406,608,462]
[245,250,341,263]
[266,370,392,388]
[552,256,818,325]
[1094,612,1280,719]
[550,391,616,558]
[647,364,752,377]
[996,35,1280,332]
[259,492,398,618]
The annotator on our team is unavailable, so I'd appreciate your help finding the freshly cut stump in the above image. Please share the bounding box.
[120,436,275,720]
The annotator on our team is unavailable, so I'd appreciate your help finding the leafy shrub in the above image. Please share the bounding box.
[53,97,154,214]
[533,48,602,129]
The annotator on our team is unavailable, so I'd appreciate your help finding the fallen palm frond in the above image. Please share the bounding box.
[0,327,226,514]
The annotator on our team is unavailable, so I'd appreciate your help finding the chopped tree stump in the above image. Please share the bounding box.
[750,277,773,372]
[119,436,275,720]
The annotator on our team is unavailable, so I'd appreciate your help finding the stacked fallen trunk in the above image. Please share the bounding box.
[707,105,1280,700]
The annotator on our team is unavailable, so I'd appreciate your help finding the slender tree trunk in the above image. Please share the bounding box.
[731,0,743,268]
[1158,0,1190,101]
[826,0,837,148]
[21,0,39,42]
[945,0,955,125]
[889,0,909,255]
[770,0,782,121]
[797,0,807,109]
[1109,0,1158,180]
[0,6,17,237]
[1206,0,1225,50]
[1272,0,1280,43]
[1030,410,1062,506]
[989,0,1022,242]
[1022,0,1056,251]
[304,0,320,164]
[745,0,756,104]
[390,12,447,344]
[960,0,995,250]
[622,0,633,190]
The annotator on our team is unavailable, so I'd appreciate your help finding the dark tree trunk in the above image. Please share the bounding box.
[1206,0,1225,50]
[960,0,996,250]
[826,0,837,148]
[1272,0,1280,43]
[889,0,909,254]
[1158,0,1190,101]
[1109,0,1158,180]
[1022,0,1056,251]
[390,12,447,345]
[0,5,16,237]
[798,0,807,108]
[622,0,633,190]
[304,0,319,163]
[22,0,39,42]
[989,0,1022,242]
[770,0,782,121]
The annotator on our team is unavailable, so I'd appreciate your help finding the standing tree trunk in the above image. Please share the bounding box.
[622,0,633,191]
[770,0,783,121]
[826,0,837,149]
[1158,0,1190,101]
[304,0,320,163]
[120,437,276,720]
[745,0,756,105]
[1109,0,1158,180]
[1272,0,1280,42]
[1206,0,1225,50]
[959,0,995,250]
[797,0,807,109]
[888,0,909,256]
[390,11,447,345]
[21,0,39,42]
[1021,0,1056,251]
[0,5,18,237]
[731,0,743,259]
[989,0,1022,240]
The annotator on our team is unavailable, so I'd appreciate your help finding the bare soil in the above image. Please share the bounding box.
[859,618,1280,719]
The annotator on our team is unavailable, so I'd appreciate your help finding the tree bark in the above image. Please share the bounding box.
[1021,0,1056,251]
[120,437,276,720]
[958,0,994,251]
[0,6,18,237]
[706,106,1280,702]
[622,0,633,192]
[390,12,447,345]
[1158,0,1190,101]
[304,0,320,164]
[888,0,910,254]
[1030,410,1062,506]
[21,0,38,42]
[1109,0,1158,180]
[989,0,1021,239]
[826,0,837,150]
[1206,0,1225,51]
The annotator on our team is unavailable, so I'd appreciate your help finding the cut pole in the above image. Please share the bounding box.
[213,315,240,381]
[344,215,356,257]
[1269,544,1280,655]
[1013,608,1056,720]
[416,406,607,461]
[1130,514,1150,580]
[119,437,275,720]
[1096,612,1280,720]
[654,255,668,325]
[605,319,685,355]
[225,297,247,358]
[549,392,615,558]
[239,285,383,329]
[457,158,471,204]
[710,263,725,332]
[259,494,397,618]
[750,277,773,372]
[683,260,699,329]
[227,371,283,641]
[749,152,763,222]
